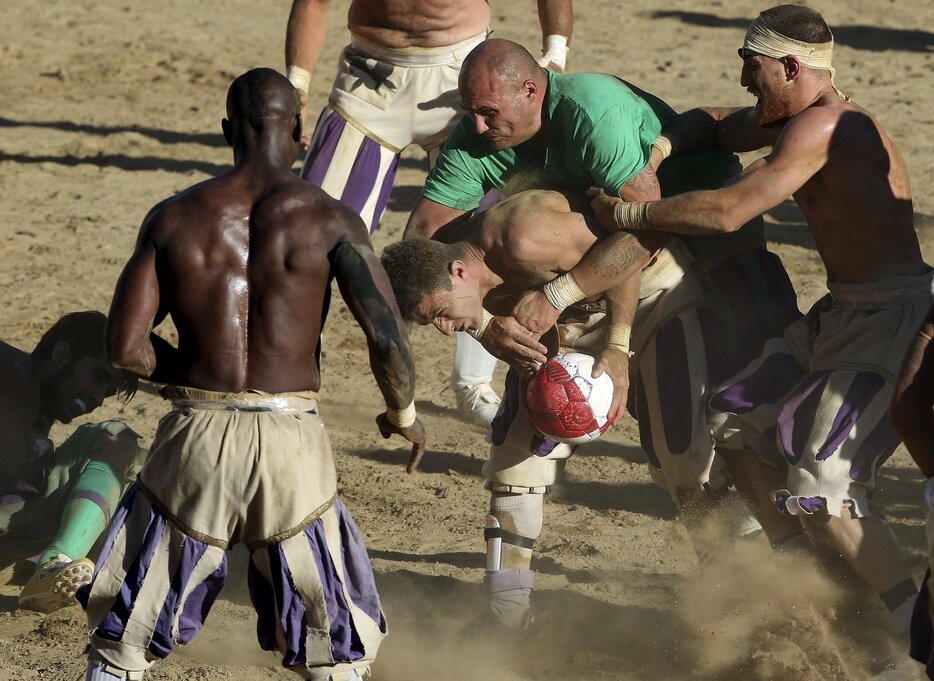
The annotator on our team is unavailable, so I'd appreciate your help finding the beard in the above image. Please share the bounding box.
[754,85,796,126]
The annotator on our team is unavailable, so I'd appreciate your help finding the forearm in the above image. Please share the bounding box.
[608,191,745,236]
[285,0,330,82]
[537,0,573,70]
[145,333,181,384]
[565,231,656,300]
[404,197,466,240]
[661,106,772,156]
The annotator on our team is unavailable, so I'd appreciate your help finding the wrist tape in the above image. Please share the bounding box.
[612,200,650,231]
[467,310,495,341]
[538,34,569,70]
[543,272,586,311]
[287,65,311,93]
[386,400,417,428]
[652,135,673,162]
[606,323,634,356]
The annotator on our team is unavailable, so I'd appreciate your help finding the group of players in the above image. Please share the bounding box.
[2,1,934,679]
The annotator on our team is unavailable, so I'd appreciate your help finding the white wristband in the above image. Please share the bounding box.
[385,400,417,428]
[467,310,494,341]
[537,34,569,70]
[606,323,634,356]
[287,65,311,93]
[652,135,673,162]
[543,272,586,311]
[612,200,650,231]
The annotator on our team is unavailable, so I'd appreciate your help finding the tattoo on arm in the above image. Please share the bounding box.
[332,241,416,408]
[591,232,650,279]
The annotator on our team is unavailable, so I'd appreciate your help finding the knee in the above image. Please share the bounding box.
[89,424,141,476]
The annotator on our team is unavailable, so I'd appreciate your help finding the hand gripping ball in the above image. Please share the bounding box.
[526,352,614,445]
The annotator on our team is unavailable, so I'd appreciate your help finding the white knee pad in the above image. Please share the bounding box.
[485,492,544,574]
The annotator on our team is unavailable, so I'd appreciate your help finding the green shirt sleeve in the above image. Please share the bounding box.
[579,102,660,196]
[421,121,488,211]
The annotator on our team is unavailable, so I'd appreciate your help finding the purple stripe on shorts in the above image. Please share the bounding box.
[365,154,399,233]
[148,537,210,657]
[77,483,141,609]
[777,371,832,466]
[247,556,279,652]
[849,411,902,483]
[816,372,886,462]
[654,317,693,455]
[174,555,227,646]
[335,499,384,630]
[96,501,168,643]
[267,540,310,667]
[302,113,346,187]
[491,370,522,447]
[797,496,826,513]
[339,138,387,221]
[306,518,365,664]
[67,490,112,525]
[711,352,804,414]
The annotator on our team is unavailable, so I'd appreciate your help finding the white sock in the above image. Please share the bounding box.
[451,332,497,391]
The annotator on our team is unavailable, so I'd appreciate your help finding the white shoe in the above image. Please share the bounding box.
[455,383,501,429]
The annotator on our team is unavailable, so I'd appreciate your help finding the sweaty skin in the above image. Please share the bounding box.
[592,59,924,284]
[107,70,425,469]
[285,0,573,144]
[416,190,658,421]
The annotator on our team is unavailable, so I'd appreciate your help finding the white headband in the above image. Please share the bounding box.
[743,16,847,100]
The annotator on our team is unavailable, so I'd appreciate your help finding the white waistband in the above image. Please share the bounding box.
[827,268,933,308]
[350,30,487,67]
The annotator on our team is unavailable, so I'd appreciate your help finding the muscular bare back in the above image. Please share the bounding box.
[349,0,490,48]
[141,170,360,393]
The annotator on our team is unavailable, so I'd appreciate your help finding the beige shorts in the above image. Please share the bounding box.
[82,388,385,679]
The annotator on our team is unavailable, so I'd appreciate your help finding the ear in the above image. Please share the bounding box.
[51,341,71,369]
[522,78,538,99]
[781,56,800,80]
[293,114,302,144]
[449,259,469,281]
[222,118,233,147]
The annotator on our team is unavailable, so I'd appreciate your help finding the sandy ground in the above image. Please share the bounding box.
[1,1,934,679]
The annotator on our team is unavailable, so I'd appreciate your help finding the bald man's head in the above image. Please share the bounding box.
[458,39,546,151]
[460,39,542,90]
[226,68,300,132]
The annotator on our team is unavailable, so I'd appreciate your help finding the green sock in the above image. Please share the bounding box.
[39,460,122,567]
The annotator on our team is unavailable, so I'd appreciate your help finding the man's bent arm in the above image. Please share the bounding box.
[106,214,164,379]
[892,302,934,476]
[600,109,831,236]
[404,196,467,240]
[660,106,779,156]
[331,240,417,411]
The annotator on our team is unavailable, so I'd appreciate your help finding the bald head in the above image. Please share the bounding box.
[460,39,543,93]
[458,39,546,151]
[226,68,300,132]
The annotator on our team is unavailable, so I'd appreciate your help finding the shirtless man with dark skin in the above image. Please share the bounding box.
[590,4,931,635]
[82,68,423,681]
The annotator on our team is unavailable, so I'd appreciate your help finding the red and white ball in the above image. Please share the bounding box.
[526,352,614,445]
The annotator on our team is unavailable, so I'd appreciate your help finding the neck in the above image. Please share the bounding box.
[462,243,503,297]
